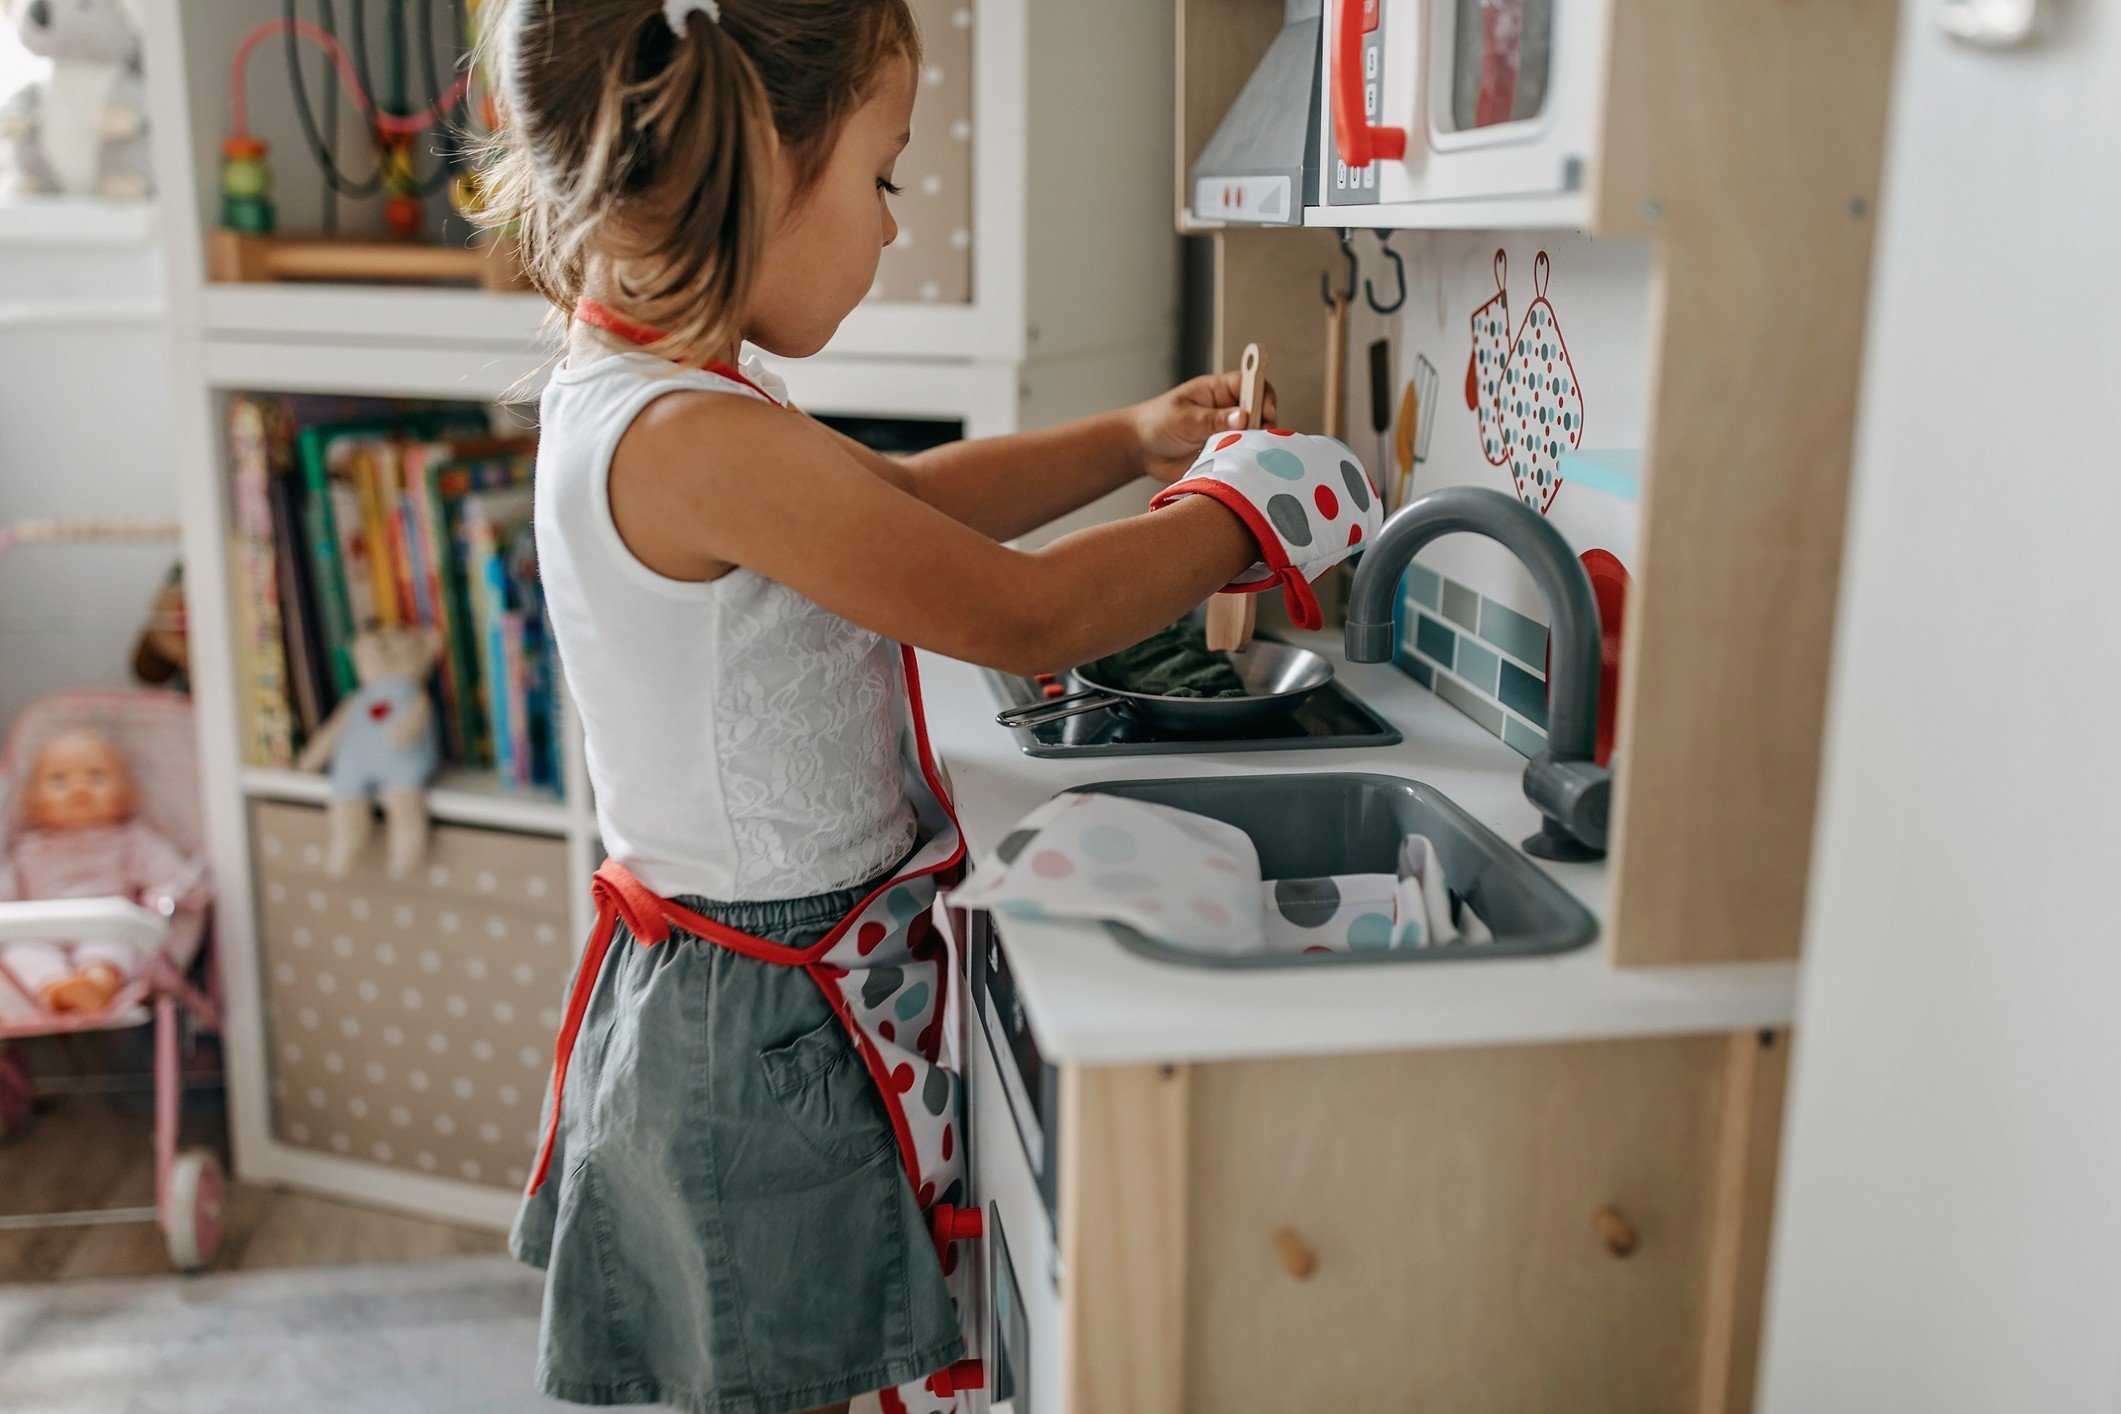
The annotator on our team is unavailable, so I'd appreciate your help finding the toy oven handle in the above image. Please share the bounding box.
[1332,0,1407,168]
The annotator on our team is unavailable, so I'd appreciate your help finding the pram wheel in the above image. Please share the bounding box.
[0,1045,30,1141]
[164,1148,224,1271]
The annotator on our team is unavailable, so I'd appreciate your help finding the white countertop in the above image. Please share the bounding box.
[918,636,1797,1067]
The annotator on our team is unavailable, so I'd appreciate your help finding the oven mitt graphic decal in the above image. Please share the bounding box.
[1470,249,1514,457]
[1498,252,1584,513]
[1471,250,1585,515]
[945,794,1266,957]
[1149,428,1386,631]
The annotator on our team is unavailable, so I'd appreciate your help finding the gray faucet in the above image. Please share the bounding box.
[1344,487,1611,861]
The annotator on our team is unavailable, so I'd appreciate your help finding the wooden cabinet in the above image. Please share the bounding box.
[1056,1032,1788,1413]
[1171,0,1902,968]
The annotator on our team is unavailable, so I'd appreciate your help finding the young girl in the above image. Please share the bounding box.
[489,2,1374,1410]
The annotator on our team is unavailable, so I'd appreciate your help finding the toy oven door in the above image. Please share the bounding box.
[1321,0,1603,214]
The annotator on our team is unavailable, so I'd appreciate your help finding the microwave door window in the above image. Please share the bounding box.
[1449,0,1553,131]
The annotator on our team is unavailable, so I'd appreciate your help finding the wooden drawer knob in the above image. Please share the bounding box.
[1272,1226,1318,1279]
[1593,1205,1639,1258]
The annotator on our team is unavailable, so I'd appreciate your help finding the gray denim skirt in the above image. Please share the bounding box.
[510,871,963,1413]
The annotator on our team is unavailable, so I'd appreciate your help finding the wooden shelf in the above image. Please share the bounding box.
[201,283,550,349]
[242,765,572,838]
[201,336,546,401]
[0,197,157,248]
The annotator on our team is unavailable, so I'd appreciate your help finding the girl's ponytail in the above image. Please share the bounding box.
[477,0,919,367]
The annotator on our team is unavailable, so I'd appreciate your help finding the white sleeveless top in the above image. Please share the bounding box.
[535,350,917,901]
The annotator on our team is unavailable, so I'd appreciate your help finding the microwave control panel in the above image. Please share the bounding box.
[1331,0,1384,207]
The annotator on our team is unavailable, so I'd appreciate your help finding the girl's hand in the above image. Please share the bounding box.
[1129,371,1281,483]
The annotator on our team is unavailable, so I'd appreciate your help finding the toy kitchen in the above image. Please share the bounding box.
[928,0,1897,1410]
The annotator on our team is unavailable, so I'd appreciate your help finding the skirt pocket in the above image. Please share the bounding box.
[758,1012,897,1170]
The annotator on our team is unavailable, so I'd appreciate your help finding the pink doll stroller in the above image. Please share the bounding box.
[0,523,226,1271]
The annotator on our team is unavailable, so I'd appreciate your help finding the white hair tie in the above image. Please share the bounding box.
[664,0,722,35]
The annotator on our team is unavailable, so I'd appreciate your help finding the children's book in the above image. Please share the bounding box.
[267,468,330,736]
[427,440,536,765]
[228,530,264,768]
[327,469,378,634]
[501,517,556,789]
[227,396,295,767]
[400,441,463,759]
[462,487,535,787]
[295,409,488,695]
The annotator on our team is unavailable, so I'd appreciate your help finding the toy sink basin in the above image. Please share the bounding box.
[1060,773,1598,969]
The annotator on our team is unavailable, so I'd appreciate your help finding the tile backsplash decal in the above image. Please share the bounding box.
[1394,567,1551,759]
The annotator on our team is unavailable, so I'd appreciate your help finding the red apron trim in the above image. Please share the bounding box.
[570,296,780,404]
[527,647,967,1203]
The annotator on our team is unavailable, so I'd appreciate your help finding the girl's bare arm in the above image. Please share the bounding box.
[610,393,1258,675]
[810,372,1279,542]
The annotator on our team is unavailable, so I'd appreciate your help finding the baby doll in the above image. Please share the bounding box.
[0,728,199,1014]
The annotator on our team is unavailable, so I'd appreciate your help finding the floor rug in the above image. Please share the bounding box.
[0,1255,565,1412]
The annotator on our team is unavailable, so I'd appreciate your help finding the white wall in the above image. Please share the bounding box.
[1758,3,2121,1410]
[0,213,178,728]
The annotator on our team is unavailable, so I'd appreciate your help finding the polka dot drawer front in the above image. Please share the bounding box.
[251,802,572,1191]
[867,0,972,305]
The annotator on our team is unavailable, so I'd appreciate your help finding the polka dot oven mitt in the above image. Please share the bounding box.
[1149,428,1387,631]
[945,794,1266,957]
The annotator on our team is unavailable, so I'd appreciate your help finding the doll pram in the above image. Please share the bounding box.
[0,522,226,1271]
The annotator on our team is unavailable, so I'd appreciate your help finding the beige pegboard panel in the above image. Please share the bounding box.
[252,800,573,1192]
[870,0,974,305]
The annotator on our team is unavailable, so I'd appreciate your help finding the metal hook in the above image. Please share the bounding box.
[1321,228,1358,307]
[1365,230,1407,315]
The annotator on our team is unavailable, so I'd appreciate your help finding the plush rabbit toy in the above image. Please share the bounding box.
[0,0,153,200]
[296,627,443,879]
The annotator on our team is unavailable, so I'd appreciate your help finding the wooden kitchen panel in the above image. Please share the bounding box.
[1060,1062,1192,1414]
[1592,0,1900,965]
[1212,226,1345,437]
[1175,0,1289,230]
[1181,1034,1738,1414]
[1696,1029,1791,1414]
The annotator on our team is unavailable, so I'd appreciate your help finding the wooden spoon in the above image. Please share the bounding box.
[1205,343,1267,652]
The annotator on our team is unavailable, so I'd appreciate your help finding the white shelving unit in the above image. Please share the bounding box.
[144,0,1179,1225]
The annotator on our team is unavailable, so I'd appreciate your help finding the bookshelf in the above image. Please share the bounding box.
[143,0,1179,1227]
[242,766,570,838]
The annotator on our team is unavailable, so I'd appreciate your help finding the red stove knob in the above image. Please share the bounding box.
[927,1359,987,1396]
[930,1203,983,1243]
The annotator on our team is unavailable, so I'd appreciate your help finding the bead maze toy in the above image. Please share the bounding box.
[210,0,526,290]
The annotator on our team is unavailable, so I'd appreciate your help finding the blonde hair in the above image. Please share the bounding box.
[478,0,920,366]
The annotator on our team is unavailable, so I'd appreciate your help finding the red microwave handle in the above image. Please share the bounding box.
[1332,0,1406,168]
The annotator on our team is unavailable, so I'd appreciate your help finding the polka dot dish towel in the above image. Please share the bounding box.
[946,794,1267,957]
[1149,428,1386,631]
[948,797,1495,961]
[1259,837,1491,955]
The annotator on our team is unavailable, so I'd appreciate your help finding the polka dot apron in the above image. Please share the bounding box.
[527,301,983,1413]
